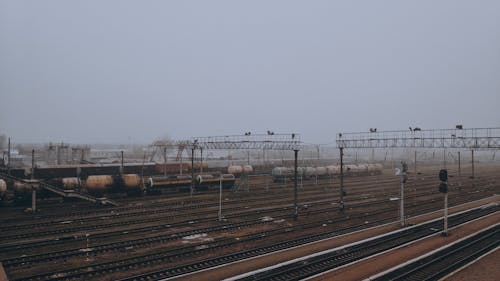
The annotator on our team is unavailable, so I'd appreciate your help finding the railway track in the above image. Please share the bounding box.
[7,194,497,280]
[0,177,423,239]
[230,206,499,281]
[2,169,497,280]
[2,180,492,261]
[1,172,490,239]
[1,168,488,230]
[1,198,397,267]
[1,176,494,253]
[372,224,499,281]
[0,174,399,226]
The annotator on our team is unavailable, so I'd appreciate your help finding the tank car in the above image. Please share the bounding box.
[84,175,114,195]
[0,179,7,199]
[146,175,192,192]
[196,174,235,190]
[61,177,81,190]
[227,165,254,177]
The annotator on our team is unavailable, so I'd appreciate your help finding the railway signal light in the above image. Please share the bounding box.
[401,162,408,173]
[439,182,448,193]
[439,169,448,182]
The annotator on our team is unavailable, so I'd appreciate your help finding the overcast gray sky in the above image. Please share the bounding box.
[1,1,499,144]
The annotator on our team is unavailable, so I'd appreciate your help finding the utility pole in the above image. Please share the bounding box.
[120,150,124,174]
[458,151,461,188]
[31,148,36,212]
[471,149,475,179]
[400,161,408,227]
[294,149,299,221]
[218,176,222,221]
[200,147,203,174]
[414,151,417,188]
[439,169,449,236]
[31,149,35,179]
[443,149,446,169]
[191,147,195,197]
[339,147,344,210]
[7,137,10,175]
[163,146,167,177]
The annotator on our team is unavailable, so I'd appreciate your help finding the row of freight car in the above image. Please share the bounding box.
[271,163,383,182]
[0,173,237,200]
[0,164,255,201]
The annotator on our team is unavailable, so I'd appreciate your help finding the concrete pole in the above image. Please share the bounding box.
[7,137,10,175]
[458,151,461,188]
[443,149,446,169]
[32,189,36,212]
[294,149,298,221]
[400,180,404,227]
[471,149,475,179]
[458,151,461,177]
[31,149,35,180]
[442,192,449,236]
[120,150,124,174]
[31,148,36,212]
[163,147,167,177]
[180,151,183,175]
[218,176,222,221]
[400,162,407,227]
[339,147,344,210]
[200,147,203,174]
[414,151,417,187]
[190,148,194,197]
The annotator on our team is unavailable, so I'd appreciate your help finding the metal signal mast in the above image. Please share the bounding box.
[336,127,500,226]
[193,133,302,220]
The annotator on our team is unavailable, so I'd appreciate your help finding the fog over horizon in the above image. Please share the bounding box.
[1,1,499,145]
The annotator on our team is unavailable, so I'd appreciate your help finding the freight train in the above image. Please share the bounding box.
[271,163,383,182]
[0,162,231,198]
[226,165,254,177]
[0,179,7,200]
[4,173,237,200]
[146,174,236,192]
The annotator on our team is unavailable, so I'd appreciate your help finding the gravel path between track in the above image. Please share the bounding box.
[174,195,499,281]
[309,210,499,280]
[444,248,499,281]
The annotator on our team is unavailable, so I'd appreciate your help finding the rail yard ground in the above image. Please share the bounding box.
[0,163,499,281]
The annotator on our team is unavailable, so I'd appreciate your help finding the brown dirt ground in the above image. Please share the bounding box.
[444,248,499,281]
[174,195,499,281]
[309,212,499,280]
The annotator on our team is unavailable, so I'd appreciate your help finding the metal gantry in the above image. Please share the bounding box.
[336,127,500,227]
[336,127,500,149]
[192,133,302,220]
[192,134,301,150]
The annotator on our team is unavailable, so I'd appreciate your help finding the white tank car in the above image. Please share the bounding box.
[242,165,254,174]
[227,165,243,174]
[62,177,81,189]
